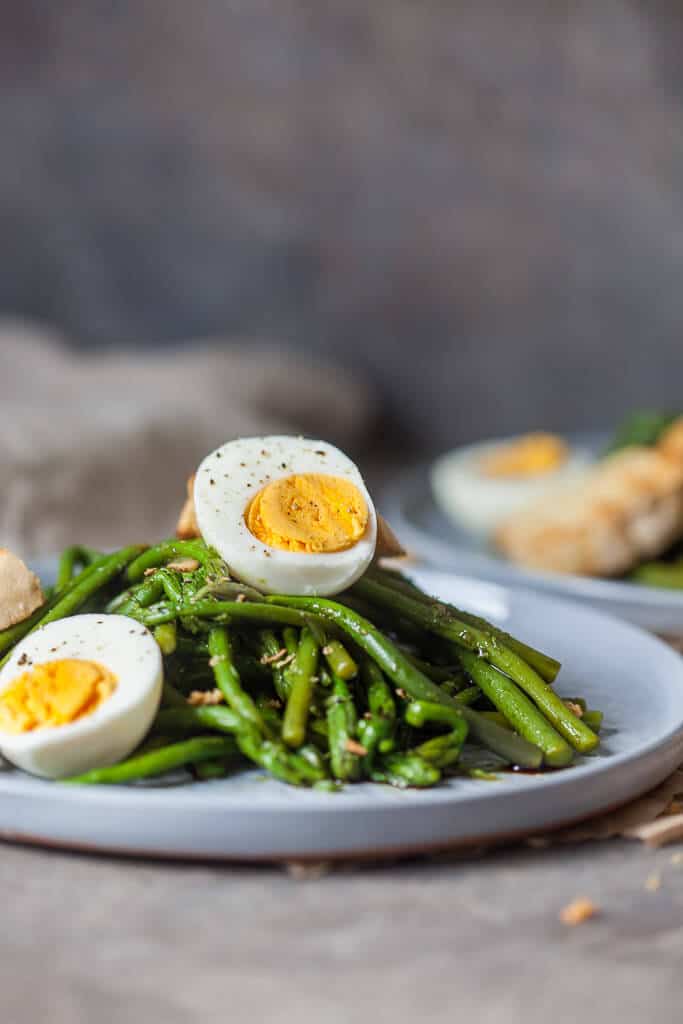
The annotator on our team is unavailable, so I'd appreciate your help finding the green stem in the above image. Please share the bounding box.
[459,650,573,767]
[126,540,213,582]
[323,639,358,680]
[326,673,361,781]
[267,595,543,768]
[282,627,320,748]
[207,626,269,736]
[353,578,597,754]
[65,736,238,784]
[368,566,561,682]
[55,545,102,592]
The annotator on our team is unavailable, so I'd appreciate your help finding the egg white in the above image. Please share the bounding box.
[194,436,377,595]
[0,614,163,779]
[431,438,593,537]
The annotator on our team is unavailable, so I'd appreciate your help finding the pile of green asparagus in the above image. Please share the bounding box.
[0,541,602,789]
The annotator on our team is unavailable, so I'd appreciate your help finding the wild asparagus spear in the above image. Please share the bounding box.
[367,566,561,683]
[353,578,598,754]
[404,701,469,769]
[371,752,441,788]
[282,627,320,748]
[358,660,396,772]
[326,673,362,781]
[458,650,574,767]
[65,736,239,784]
[322,639,358,681]
[266,594,544,768]
[207,626,270,737]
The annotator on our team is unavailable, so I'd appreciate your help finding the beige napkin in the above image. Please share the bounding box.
[0,321,375,558]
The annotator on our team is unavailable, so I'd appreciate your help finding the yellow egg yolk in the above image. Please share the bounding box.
[0,659,117,734]
[246,473,369,553]
[480,433,568,478]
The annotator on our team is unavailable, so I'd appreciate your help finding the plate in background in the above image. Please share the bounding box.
[0,566,682,861]
[381,433,683,633]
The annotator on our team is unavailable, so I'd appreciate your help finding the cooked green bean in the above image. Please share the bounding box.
[282,627,320,748]
[161,680,190,708]
[371,752,441,788]
[323,639,358,680]
[128,599,326,631]
[326,673,361,781]
[3,522,591,793]
[283,627,299,656]
[399,649,466,686]
[193,757,237,780]
[582,710,603,733]
[156,705,243,735]
[207,626,270,736]
[629,561,683,589]
[358,660,396,771]
[55,545,102,591]
[66,736,238,784]
[353,578,597,754]
[267,595,544,768]
[258,629,292,702]
[368,566,561,683]
[154,622,178,656]
[404,701,469,768]
[458,650,574,767]
[126,540,215,582]
[236,727,326,786]
[453,685,482,706]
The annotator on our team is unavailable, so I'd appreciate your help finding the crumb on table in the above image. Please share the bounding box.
[560,898,599,926]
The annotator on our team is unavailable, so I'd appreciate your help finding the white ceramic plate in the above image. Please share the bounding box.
[0,566,682,860]
[381,434,683,633]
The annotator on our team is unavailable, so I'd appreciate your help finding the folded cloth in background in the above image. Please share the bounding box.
[0,322,375,557]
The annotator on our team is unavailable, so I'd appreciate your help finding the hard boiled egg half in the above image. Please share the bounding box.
[194,436,377,595]
[431,433,593,537]
[0,614,163,778]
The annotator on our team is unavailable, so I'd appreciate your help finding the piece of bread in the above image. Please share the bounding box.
[176,474,200,540]
[494,445,683,577]
[175,475,405,558]
[658,416,683,462]
[0,549,45,630]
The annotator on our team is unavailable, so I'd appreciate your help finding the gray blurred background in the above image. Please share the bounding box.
[1,0,682,452]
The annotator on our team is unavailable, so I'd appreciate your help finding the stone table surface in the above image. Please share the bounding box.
[2,838,681,1023]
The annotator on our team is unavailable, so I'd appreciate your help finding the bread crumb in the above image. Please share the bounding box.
[167,558,200,572]
[345,738,368,756]
[260,648,288,665]
[564,701,584,718]
[187,689,224,706]
[645,872,662,892]
[560,898,599,926]
[670,852,683,866]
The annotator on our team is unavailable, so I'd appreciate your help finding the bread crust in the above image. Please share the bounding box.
[495,439,683,576]
[0,549,45,630]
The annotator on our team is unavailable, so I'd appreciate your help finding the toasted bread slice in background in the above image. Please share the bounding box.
[495,444,683,576]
